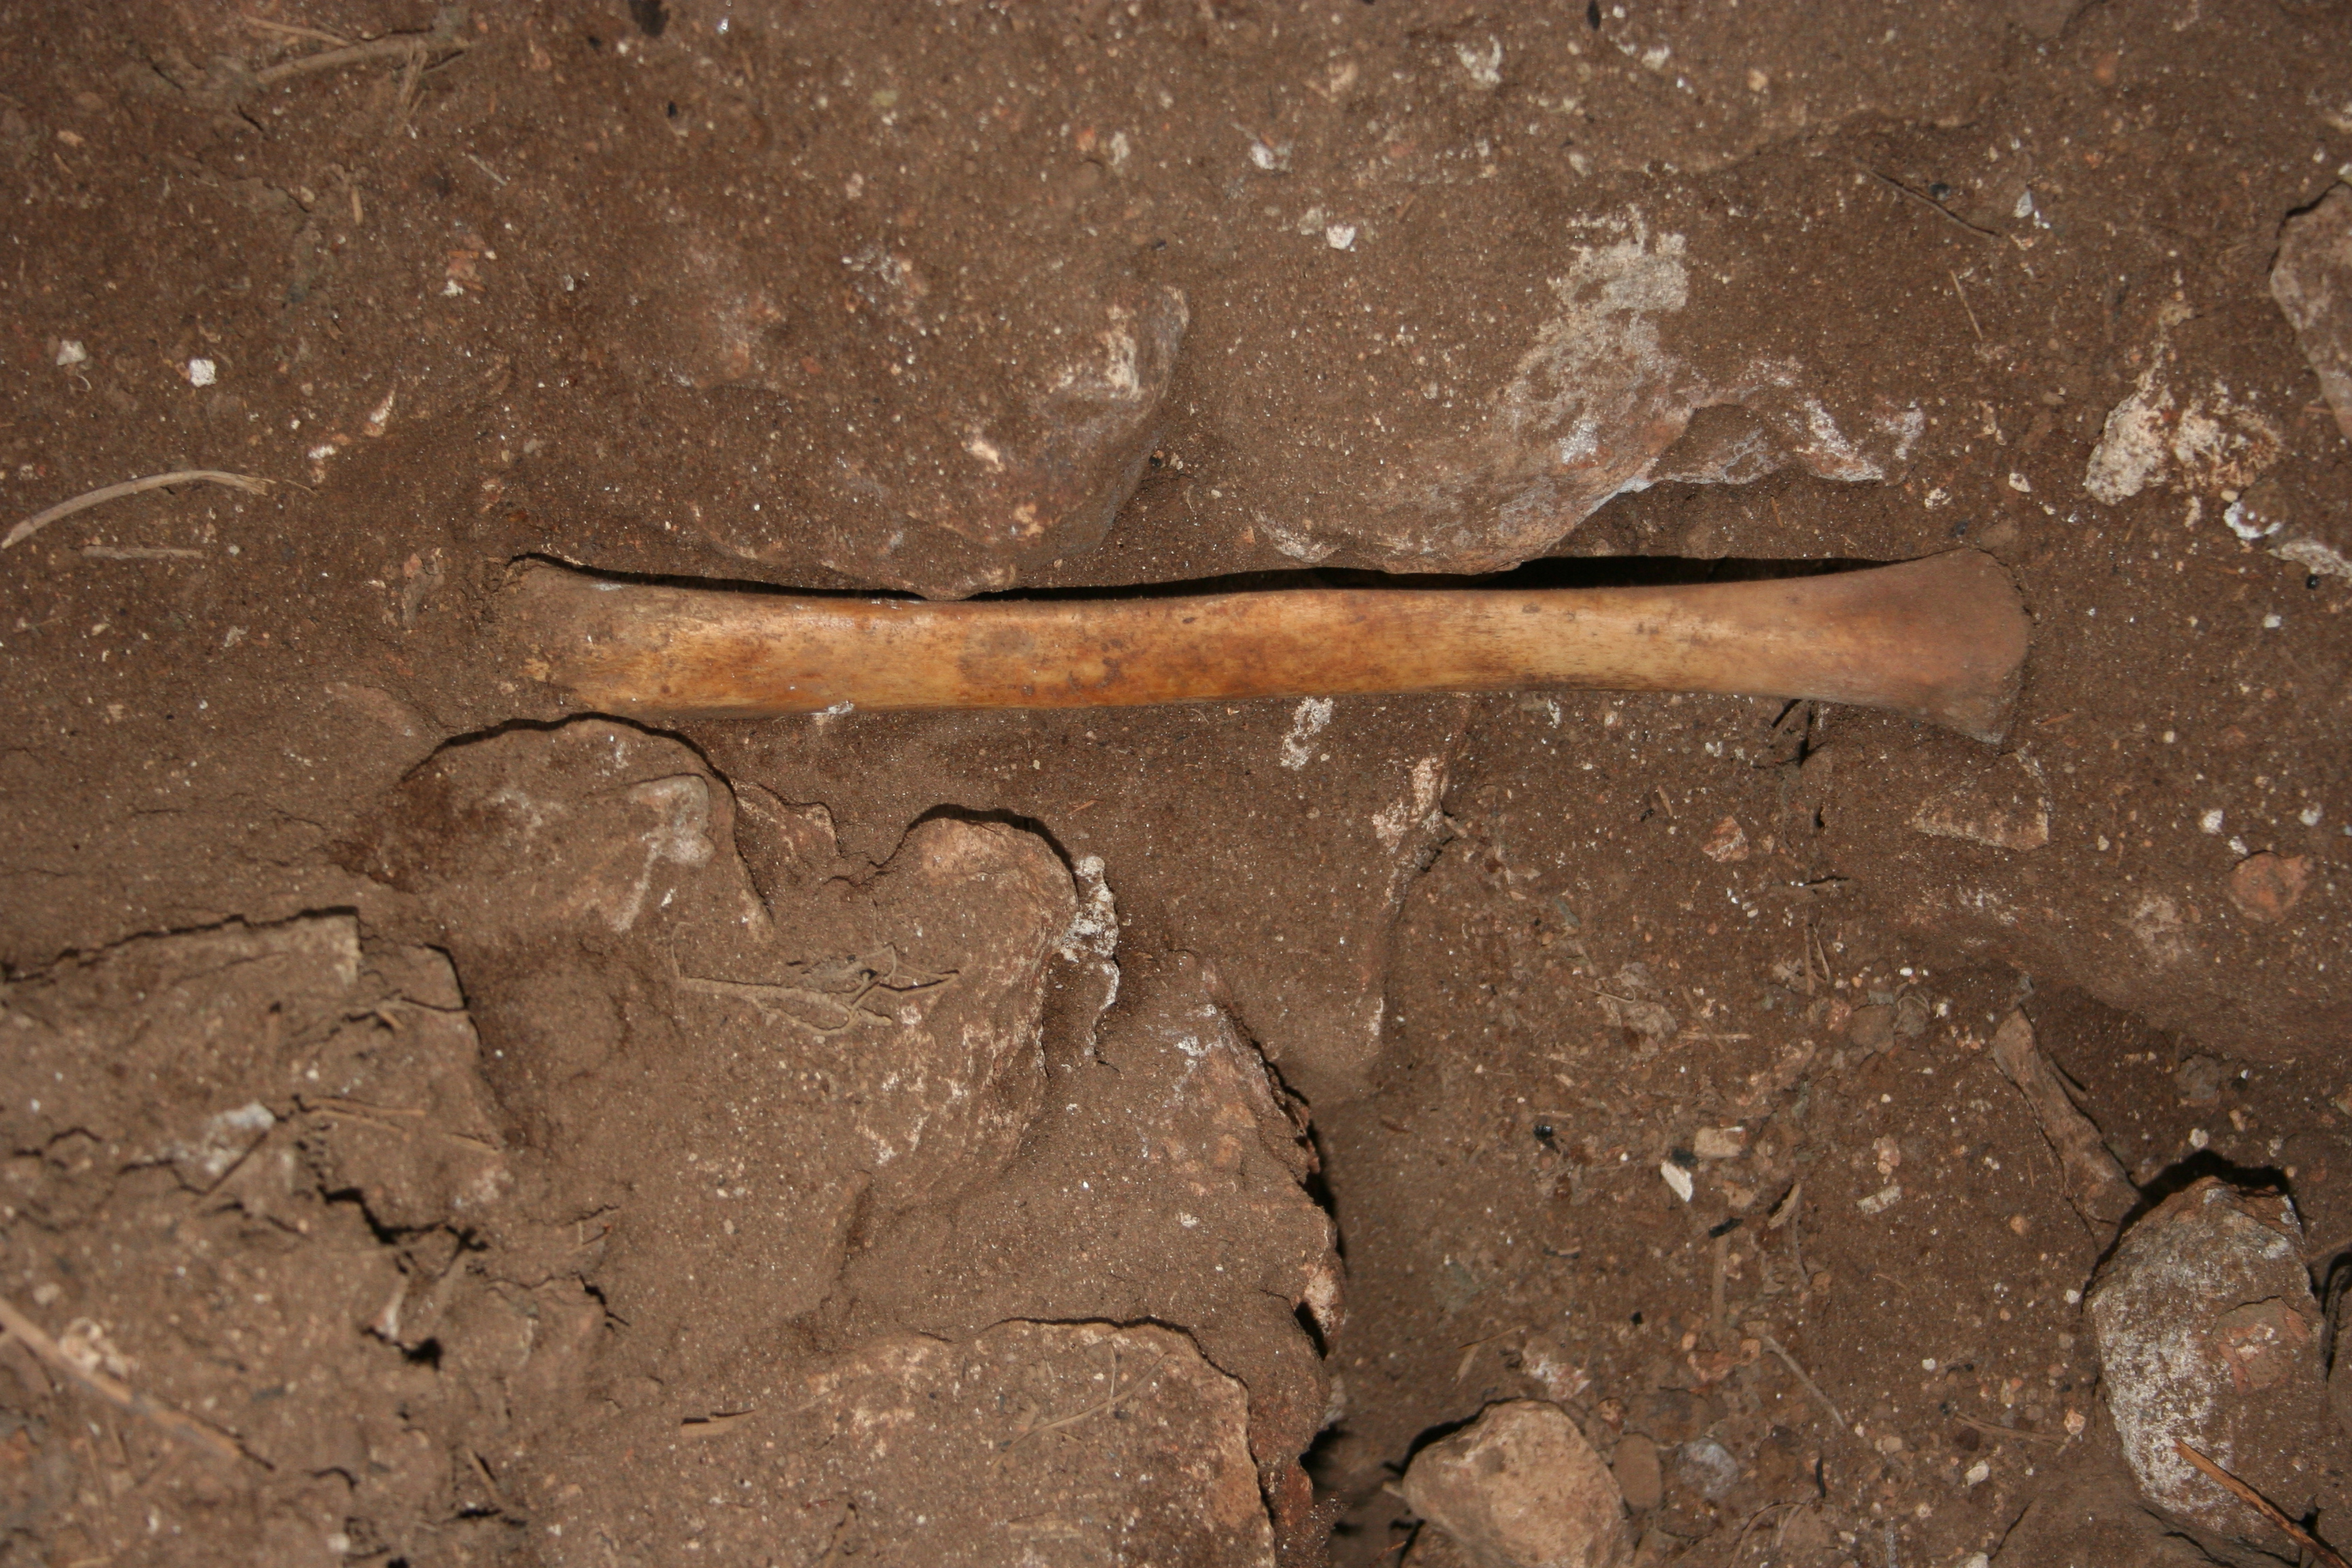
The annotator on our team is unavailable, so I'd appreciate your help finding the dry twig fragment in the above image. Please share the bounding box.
[2174,1439,2350,1568]
[253,32,471,86]
[3,470,273,550]
[0,1292,257,1467]
[238,13,352,48]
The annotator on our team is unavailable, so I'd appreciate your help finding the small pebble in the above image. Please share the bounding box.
[1454,37,1503,88]
[1247,138,1290,172]
[1692,1126,1746,1160]
[186,357,217,387]
[2227,851,2310,923]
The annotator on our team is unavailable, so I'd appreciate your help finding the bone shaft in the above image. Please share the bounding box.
[506,551,2026,740]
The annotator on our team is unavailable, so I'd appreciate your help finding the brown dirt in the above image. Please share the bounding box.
[3,2,2351,1565]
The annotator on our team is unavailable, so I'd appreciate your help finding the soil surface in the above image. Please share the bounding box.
[4,2,2352,1565]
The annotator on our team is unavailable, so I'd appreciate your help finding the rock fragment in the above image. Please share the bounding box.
[1699,815,1750,862]
[1910,751,2050,851]
[2227,851,2309,924]
[1673,1437,1742,1501]
[2082,350,2283,504]
[1250,218,1927,574]
[1596,962,1678,1043]
[1400,1400,1633,1568]
[1690,1126,1746,1160]
[1989,1010,2138,1229]
[1611,1433,1663,1512]
[2270,184,2352,444]
[2089,1177,2332,1538]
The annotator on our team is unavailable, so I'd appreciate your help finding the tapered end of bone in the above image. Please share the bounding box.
[1819,549,2028,743]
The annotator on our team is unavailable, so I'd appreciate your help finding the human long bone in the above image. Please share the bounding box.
[504,549,2028,741]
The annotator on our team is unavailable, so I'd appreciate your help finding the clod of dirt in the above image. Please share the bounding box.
[534,1320,1272,1567]
[2088,1176,2334,1538]
[0,916,514,1558]
[1610,1433,1663,1513]
[2172,1052,2235,1106]
[344,717,1077,1339]
[1399,1399,1633,1568]
[1846,1003,1898,1054]
[1989,1418,2254,1568]
[826,951,1342,1547]
[0,913,502,1238]
[2,917,359,1193]
[600,159,1189,598]
[2336,1286,2352,1443]
[2270,184,2352,444]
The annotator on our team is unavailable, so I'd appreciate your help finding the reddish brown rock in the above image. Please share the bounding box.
[1699,815,1750,863]
[1910,751,2052,852]
[2227,851,2310,924]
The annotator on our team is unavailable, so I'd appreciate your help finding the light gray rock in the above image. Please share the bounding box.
[2271,184,2352,446]
[2089,1177,2330,1537]
[1241,218,1927,575]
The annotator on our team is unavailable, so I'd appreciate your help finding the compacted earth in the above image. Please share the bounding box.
[3,2,2351,1565]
